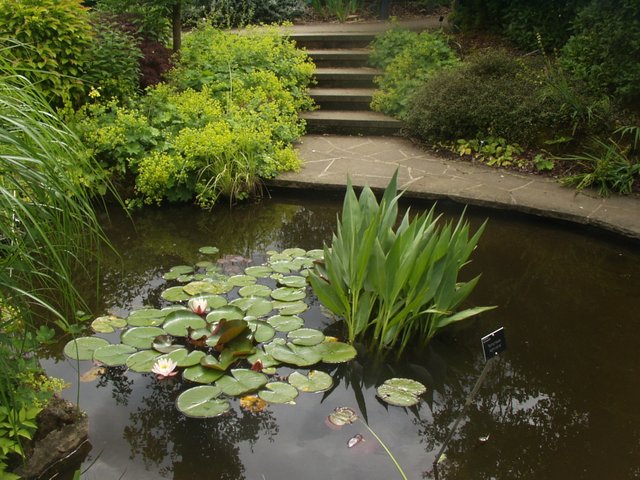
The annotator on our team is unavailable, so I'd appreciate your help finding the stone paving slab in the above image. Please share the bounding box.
[267,135,640,240]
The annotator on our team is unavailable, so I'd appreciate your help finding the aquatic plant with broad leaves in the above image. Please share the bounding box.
[308,171,495,354]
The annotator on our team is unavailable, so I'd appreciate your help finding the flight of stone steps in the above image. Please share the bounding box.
[291,31,402,136]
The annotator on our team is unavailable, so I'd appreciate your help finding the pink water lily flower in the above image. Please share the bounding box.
[188,297,208,315]
[152,358,178,379]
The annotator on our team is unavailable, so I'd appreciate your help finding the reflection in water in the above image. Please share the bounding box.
[42,193,640,480]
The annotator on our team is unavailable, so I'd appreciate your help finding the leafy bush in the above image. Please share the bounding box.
[406,49,556,146]
[0,0,93,106]
[368,27,418,69]
[311,0,362,22]
[370,29,458,119]
[560,0,640,108]
[309,172,493,353]
[83,14,142,101]
[95,0,170,42]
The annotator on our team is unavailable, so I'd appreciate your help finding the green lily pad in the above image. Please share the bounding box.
[127,308,167,327]
[328,406,358,426]
[125,350,162,373]
[273,301,308,315]
[269,252,291,262]
[265,339,323,367]
[270,261,293,274]
[277,276,307,288]
[230,297,273,317]
[287,328,325,346]
[238,284,272,297]
[216,369,268,396]
[63,337,110,361]
[266,315,304,333]
[196,260,216,269]
[288,370,333,393]
[161,286,191,302]
[121,327,166,349]
[177,274,194,283]
[206,305,244,323]
[176,385,229,418]
[196,294,228,309]
[161,305,188,314]
[245,265,273,277]
[92,344,137,366]
[163,265,194,280]
[227,275,257,287]
[91,315,127,333]
[258,382,299,404]
[305,249,324,259]
[152,335,183,353]
[183,365,225,384]
[200,352,234,371]
[376,378,427,407]
[207,319,249,349]
[318,341,357,364]
[282,248,307,258]
[199,246,219,255]
[162,310,207,337]
[246,347,280,369]
[166,349,205,367]
[270,287,306,302]
[247,319,276,343]
[183,280,230,296]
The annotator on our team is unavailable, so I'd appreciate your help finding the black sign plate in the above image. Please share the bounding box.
[481,327,506,361]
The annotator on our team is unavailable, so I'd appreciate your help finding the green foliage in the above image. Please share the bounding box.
[0,0,93,106]
[189,0,306,28]
[561,126,640,196]
[370,29,458,119]
[95,0,171,42]
[453,137,524,168]
[407,49,556,147]
[368,27,418,70]
[308,172,494,354]
[311,0,362,22]
[83,15,142,101]
[560,0,640,108]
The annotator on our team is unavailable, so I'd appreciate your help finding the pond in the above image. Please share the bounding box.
[42,190,640,480]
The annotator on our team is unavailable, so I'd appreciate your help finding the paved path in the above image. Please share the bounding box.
[268,134,640,240]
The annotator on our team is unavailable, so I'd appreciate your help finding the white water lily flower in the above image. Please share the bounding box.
[188,297,208,315]
[152,358,178,379]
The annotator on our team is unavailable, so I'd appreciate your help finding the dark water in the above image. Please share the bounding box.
[42,191,640,480]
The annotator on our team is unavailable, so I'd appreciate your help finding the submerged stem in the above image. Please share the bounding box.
[358,418,408,480]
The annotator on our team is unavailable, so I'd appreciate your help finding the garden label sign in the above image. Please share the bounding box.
[481,327,506,362]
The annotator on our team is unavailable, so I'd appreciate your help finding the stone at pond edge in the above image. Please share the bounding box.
[15,396,89,479]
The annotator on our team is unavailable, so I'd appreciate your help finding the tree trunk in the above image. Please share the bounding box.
[172,0,181,52]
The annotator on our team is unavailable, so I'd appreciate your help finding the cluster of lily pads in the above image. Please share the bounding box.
[64,246,427,418]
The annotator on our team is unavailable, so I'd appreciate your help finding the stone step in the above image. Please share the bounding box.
[310,87,374,111]
[301,110,401,136]
[313,67,380,89]
[306,48,371,68]
[291,32,376,49]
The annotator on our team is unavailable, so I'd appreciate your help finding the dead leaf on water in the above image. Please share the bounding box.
[80,366,106,382]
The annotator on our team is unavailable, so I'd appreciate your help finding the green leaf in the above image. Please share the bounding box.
[176,385,229,418]
[121,327,166,349]
[199,246,219,255]
[288,370,333,393]
[161,286,191,302]
[266,314,304,332]
[152,335,182,353]
[273,300,308,315]
[162,310,207,337]
[183,365,225,384]
[247,319,276,343]
[183,280,231,296]
[259,382,299,404]
[127,308,167,327]
[265,339,323,367]
[227,275,257,287]
[92,344,136,366]
[238,284,272,297]
[245,265,273,277]
[376,378,426,407]
[91,315,127,333]
[125,350,162,373]
[63,337,110,361]
[277,275,307,288]
[271,287,306,302]
[216,369,268,396]
[287,328,325,346]
[166,349,206,367]
[206,305,244,323]
[229,297,273,316]
[318,341,357,363]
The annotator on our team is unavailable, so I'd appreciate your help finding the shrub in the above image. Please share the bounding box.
[83,14,142,101]
[560,0,640,108]
[368,27,418,69]
[406,49,554,146]
[309,172,493,353]
[95,0,170,42]
[370,30,458,119]
[0,0,93,106]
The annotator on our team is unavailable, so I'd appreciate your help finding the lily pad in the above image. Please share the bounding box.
[127,308,167,327]
[152,335,183,353]
[270,261,293,274]
[318,341,357,364]
[305,249,324,259]
[258,382,299,404]
[266,315,304,333]
[273,300,308,315]
[161,286,191,302]
[163,265,194,280]
[247,320,276,343]
[207,319,249,349]
[270,287,306,302]
[206,305,244,323]
[183,365,225,384]
[196,260,216,269]
[277,276,307,288]
[196,294,228,309]
[245,265,273,277]
[238,284,272,297]
[282,247,307,258]
[288,370,333,393]
[230,297,273,317]
[91,315,127,333]
[216,369,268,396]
[92,344,137,366]
[200,352,235,371]
[177,274,194,283]
[376,378,427,407]
[63,337,110,361]
[265,339,323,367]
[287,328,325,346]
[121,327,166,349]
[125,350,162,372]
[227,275,257,287]
[199,246,220,255]
[183,280,230,296]
[166,349,206,367]
[246,347,280,369]
[162,310,207,337]
[328,406,358,426]
[176,385,229,418]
